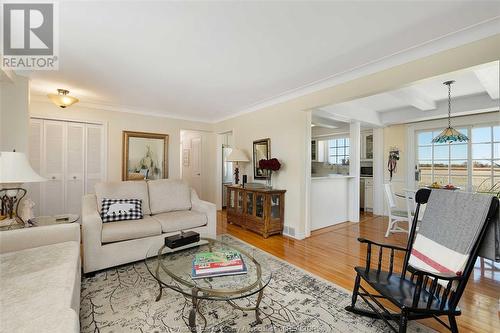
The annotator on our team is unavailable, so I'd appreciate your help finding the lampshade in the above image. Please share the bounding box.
[431,80,469,144]
[47,89,79,108]
[226,148,249,162]
[0,152,46,185]
[431,127,468,144]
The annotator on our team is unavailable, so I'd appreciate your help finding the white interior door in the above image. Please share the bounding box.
[85,124,105,194]
[65,123,85,215]
[43,120,65,215]
[191,137,202,197]
[27,119,43,216]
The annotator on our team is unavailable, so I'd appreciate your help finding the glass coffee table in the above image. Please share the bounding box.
[145,237,272,332]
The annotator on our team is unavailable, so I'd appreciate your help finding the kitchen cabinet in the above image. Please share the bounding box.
[311,140,325,162]
[364,178,373,211]
[361,132,373,160]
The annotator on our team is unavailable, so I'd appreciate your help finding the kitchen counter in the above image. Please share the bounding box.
[311,174,353,230]
[311,174,354,180]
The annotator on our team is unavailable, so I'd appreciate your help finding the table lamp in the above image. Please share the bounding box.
[0,151,46,226]
[226,148,249,184]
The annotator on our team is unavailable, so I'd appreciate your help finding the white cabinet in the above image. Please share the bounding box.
[311,140,326,162]
[65,123,85,215]
[28,119,106,216]
[43,120,66,215]
[26,119,43,216]
[364,178,373,211]
[361,132,373,160]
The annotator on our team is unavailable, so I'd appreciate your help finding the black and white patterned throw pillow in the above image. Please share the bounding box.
[100,198,143,223]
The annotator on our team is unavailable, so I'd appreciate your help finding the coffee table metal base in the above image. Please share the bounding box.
[155,284,264,332]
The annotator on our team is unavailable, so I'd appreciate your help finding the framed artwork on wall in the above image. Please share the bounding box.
[122,131,169,181]
[253,138,271,179]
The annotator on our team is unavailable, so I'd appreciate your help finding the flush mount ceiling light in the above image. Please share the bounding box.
[47,89,79,108]
[431,80,469,144]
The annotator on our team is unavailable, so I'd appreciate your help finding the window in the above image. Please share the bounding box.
[328,137,350,165]
[416,125,500,192]
[471,126,500,192]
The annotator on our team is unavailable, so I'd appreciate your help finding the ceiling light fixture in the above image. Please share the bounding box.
[47,89,79,108]
[431,80,468,144]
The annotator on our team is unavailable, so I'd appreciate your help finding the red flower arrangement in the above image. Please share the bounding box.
[259,158,281,171]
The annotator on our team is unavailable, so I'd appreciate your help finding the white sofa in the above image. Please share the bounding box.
[0,223,81,333]
[82,179,216,273]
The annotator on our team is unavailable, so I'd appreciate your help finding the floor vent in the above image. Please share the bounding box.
[283,226,295,237]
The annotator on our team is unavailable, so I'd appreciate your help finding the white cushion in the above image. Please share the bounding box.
[147,179,192,214]
[95,181,151,215]
[101,216,162,243]
[0,241,80,333]
[152,210,207,233]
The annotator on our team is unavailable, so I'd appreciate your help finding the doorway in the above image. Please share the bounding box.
[180,130,203,197]
[216,132,234,209]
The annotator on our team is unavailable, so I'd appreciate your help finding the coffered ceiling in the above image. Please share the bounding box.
[318,61,499,126]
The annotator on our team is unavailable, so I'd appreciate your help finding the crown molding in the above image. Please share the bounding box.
[215,16,500,123]
[29,94,212,124]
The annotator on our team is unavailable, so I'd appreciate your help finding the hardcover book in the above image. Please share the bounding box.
[191,250,247,279]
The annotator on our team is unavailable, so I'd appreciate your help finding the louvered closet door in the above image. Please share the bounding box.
[65,123,85,215]
[85,124,105,194]
[43,120,66,215]
[27,119,43,217]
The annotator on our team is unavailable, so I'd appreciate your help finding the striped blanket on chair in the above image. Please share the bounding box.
[408,189,494,282]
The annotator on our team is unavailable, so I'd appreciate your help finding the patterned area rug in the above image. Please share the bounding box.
[80,235,434,333]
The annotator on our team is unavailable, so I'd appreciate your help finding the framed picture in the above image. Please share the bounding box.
[253,138,271,179]
[122,131,169,181]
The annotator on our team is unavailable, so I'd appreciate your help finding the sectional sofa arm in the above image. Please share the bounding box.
[190,189,217,237]
[82,194,103,245]
[0,223,80,254]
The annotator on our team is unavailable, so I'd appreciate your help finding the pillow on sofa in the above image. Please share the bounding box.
[148,179,192,214]
[100,199,143,223]
[95,181,151,215]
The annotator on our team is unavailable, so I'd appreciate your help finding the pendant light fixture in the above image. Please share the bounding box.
[47,89,79,108]
[431,80,468,144]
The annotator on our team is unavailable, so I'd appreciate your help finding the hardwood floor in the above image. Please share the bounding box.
[217,210,500,333]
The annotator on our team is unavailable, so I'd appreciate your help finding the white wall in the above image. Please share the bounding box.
[30,100,216,201]
[1,75,30,152]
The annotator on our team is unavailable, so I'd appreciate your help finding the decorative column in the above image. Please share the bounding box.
[348,121,360,222]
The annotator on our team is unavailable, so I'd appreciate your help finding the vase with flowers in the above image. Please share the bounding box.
[259,158,281,189]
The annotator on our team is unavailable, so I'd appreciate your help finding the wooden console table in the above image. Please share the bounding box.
[225,185,286,238]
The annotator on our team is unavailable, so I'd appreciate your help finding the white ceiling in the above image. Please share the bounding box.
[318,61,500,125]
[24,1,500,122]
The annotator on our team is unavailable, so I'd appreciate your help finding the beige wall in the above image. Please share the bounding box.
[30,100,216,201]
[1,75,30,153]
[382,124,408,210]
[215,106,310,237]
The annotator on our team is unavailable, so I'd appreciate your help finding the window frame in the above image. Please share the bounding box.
[327,137,350,166]
[415,124,499,192]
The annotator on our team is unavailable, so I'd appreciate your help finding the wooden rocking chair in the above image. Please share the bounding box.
[345,188,499,333]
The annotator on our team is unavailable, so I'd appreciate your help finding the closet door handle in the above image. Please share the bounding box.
[73,176,77,180]
[51,176,56,180]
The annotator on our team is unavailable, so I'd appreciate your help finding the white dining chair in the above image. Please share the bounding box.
[384,183,410,237]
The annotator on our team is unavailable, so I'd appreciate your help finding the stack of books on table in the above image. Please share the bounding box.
[192,250,247,279]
